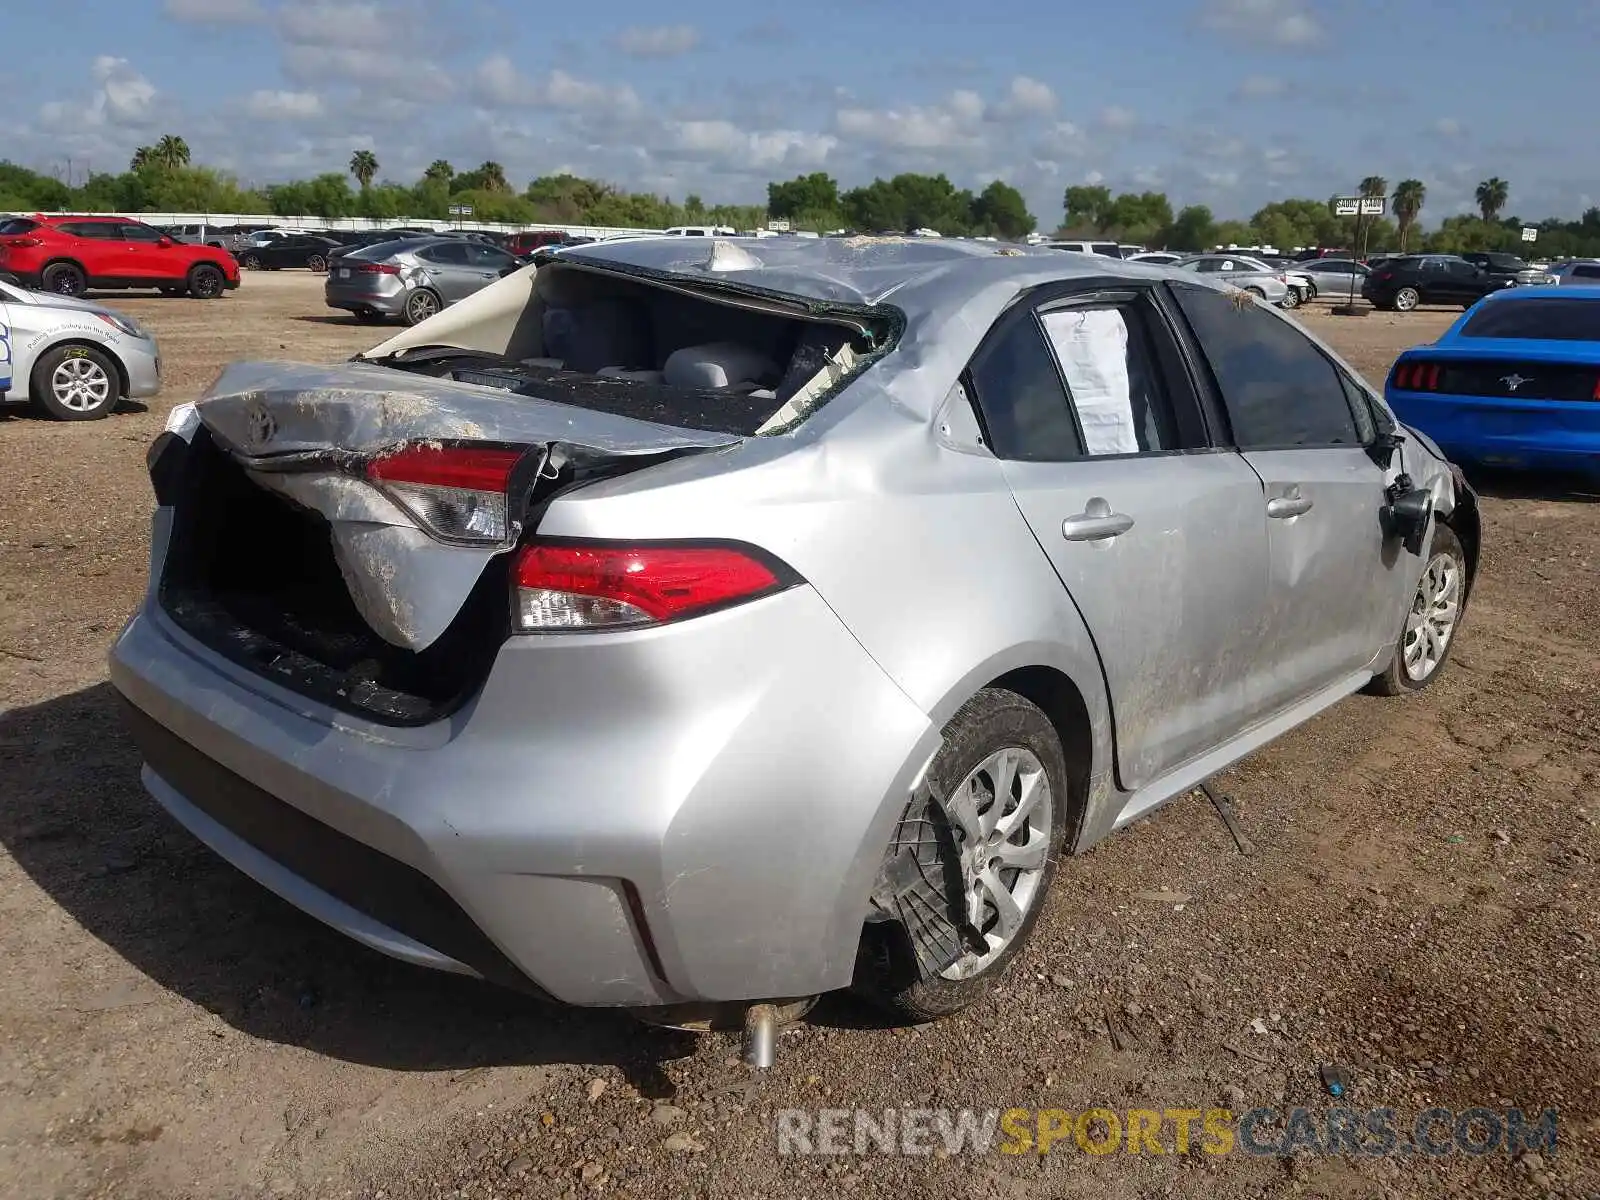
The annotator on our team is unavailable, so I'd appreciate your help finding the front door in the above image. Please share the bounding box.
[966,282,1276,792]
[117,222,171,281]
[1166,281,1414,704]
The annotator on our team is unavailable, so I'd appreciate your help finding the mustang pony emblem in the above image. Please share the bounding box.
[1501,373,1532,392]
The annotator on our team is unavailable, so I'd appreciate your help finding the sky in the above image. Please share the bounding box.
[6,0,1599,227]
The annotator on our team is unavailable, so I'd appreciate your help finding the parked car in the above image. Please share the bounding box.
[1384,285,1600,478]
[327,230,429,260]
[111,239,1478,1031]
[324,236,522,324]
[1300,257,1370,299]
[1174,254,1294,307]
[161,222,236,249]
[1458,251,1556,288]
[506,230,572,257]
[1042,239,1123,257]
[1362,254,1509,312]
[235,234,343,273]
[0,215,240,299]
[1126,251,1183,266]
[1292,247,1351,261]
[1547,260,1600,285]
[0,276,161,419]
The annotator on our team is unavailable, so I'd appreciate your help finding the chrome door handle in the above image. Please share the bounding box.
[1267,494,1313,519]
[1062,504,1134,542]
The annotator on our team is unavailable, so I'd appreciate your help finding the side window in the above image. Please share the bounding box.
[1038,303,1180,456]
[966,313,1082,461]
[1574,265,1600,280]
[1169,282,1363,448]
[57,222,115,239]
[119,223,165,242]
[417,242,469,265]
[467,242,512,267]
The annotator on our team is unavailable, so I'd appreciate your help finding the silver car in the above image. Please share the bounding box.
[110,238,1477,1029]
[0,277,161,419]
[324,237,522,325]
[1176,254,1295,307]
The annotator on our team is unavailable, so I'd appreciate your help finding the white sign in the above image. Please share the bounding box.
[766,218,791,232]
[1332,197,1361,217]
[1360,196,1387,216]
[448,204,474,216]
[1521,226,1538,242]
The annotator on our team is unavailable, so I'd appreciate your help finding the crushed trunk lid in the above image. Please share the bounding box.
[191,360,740,653]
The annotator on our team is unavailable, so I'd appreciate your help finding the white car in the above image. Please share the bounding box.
[0,278,161,419]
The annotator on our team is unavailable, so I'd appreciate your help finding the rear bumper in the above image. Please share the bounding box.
[325,285,407,317]
[1389,391,1600,475]
[109,560,940,1007]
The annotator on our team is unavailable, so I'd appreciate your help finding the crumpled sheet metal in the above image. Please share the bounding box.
[195,359,744,459]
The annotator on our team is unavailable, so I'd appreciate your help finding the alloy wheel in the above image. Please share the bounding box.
[50,355,112,413]
[1403,551,1462,682]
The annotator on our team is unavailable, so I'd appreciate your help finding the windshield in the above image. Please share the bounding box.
[1460,297,1600,342]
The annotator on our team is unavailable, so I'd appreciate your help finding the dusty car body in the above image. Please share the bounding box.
[110,237,1479,1021]
[0,278,161,419]
[324,237,522,325]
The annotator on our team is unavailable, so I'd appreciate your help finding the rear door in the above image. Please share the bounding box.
[414,241,475,301]
[968,281,1276,791]
[1166,281,1412,706]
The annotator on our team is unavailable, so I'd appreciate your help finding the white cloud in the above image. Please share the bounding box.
[614,24,701,58]
[834,90,990,150]
[474,56,640,116]
[1200,0,1324,47]
[39,56,158,132]
[1096,105,1138,131]
[1234,74,1288,98]
[162,0,263,21]
[245,89,324,120]
[1434,117,1463,137]
[1000,75,1057,117]
[665,121,836,171]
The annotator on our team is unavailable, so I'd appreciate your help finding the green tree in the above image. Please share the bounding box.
[1062,184,1112,230]
[153,135,191,170]
[424,159,454,185]
[969,179,1035,238]
[1166,204,1216,250]
[129,146,153,172]
[348,149,379,190]
[1475,177,1509,223]
[1103,191,1173,241]
[767,172,840,219]
[1392,179,1426,252]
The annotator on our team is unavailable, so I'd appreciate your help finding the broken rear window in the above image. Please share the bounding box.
[373,261,892,437]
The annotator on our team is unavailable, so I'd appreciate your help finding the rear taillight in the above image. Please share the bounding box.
[357,262,401,274]
[366,443,529,544]
[2,236,43,248]
[1393,361,1441,391]
[1593,376,1600,402]
[1378,271,1394,282]
[511,542,793,631]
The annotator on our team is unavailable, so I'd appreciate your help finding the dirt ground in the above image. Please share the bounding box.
[1,274,1596,1200]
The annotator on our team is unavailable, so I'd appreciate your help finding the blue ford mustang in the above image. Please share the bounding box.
[1385,285,1600,478]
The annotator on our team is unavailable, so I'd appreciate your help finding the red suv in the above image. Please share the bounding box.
[0,214,240,299]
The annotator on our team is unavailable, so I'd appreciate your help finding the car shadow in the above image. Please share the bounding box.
[1461,465,1599,503]
[0,682,698,1084]
[293,315,381,327]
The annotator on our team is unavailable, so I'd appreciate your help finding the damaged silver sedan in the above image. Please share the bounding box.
[110,236,1480,1036]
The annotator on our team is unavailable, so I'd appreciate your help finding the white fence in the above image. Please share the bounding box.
[29,211,666,240]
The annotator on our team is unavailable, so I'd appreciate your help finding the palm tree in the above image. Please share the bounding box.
[1354,175,1388,258]
[129,146,153,172]
[477,161,509,193]
[1393,180,1426,252]
[424,159,454,184]
[153,135,190,170]
[349,149,379,190]
[1475,177,1509,223]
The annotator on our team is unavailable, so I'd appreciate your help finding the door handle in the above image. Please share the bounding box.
[1266,493,1313,519]
[1062,499,1134,542]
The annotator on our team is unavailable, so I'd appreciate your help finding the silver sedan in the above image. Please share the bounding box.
[0,278,161,419]
[324,236,523,325]
[112,238,1475,1033]
[1175,254,1294,307]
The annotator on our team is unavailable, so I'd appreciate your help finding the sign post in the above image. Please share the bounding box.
[1521,226,1538,243]
[1330,193,1387,316]
[447,203,473,229]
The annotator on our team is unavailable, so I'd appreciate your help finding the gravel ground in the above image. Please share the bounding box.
[1,275,1595,1200]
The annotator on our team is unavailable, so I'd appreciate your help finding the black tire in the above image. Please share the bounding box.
[1366,524,1469,696]
[307,253,328,273]
[855,688,1069,1023]
[1394,286,1420,312]
[188,264,226,299]
[1281,287,1301,309]
[30,344,120,421]
[241,252,262,270]
[41,261,87,297]
[402,288,441,326]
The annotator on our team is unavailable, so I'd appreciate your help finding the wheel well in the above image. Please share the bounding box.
[41,257,87,279]
[986,666,1093,846]
[32,340,129,398]
[1442,482,1482,594]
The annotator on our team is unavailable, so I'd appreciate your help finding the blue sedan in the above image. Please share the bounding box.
[1385,285,1600,478]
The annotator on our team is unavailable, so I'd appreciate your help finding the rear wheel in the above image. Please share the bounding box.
[403,288,441,325]
[241,252,262,270]
[855,689,1067,1022]
[188,264,225,299]
[1245,285,1266,300]
[1367,525,1468,695]
[1394,286,1420,312]
[1281,287,1301,309]
[41,262,87,297]
[32,345,119,420]
[307,253,328,273]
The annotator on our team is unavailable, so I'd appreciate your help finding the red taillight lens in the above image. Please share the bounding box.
[511,542,791,631]
[1592,376,1600,401]
[1,236,43,248]
[1424,363,1440,390]
[1394,363,1413,388]
[366,443,528,543]
[357,262,400,274]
